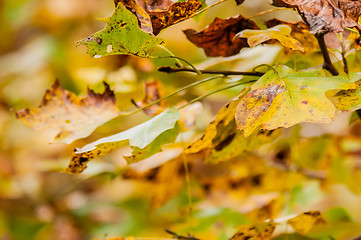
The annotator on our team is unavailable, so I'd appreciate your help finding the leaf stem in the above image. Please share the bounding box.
[315,33,339,76]
[123,75,226,116]
[192,0,228,17]
[153,56,201,74]
[158,66,264,76]
[247,7,289,19]
[178,80,255,110]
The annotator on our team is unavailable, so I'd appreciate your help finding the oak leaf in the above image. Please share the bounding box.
[271,0,361,34]
[184,15,259,57]
[77,3,163,58]
[235,65,355,136]
[65,108,180,173]
[287,211,326,234]
[15,80,120,144]
[236,25,304,52]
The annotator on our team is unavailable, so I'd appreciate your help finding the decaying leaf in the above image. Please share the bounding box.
[287,211,326,234]
[65,108,180,173]
[236,25,304,52]
[271,0,361,34]
[184,94,281,163]
[135,79,167,117]
[235,65,355,136]
[230,222,276,240]
[149,0,202,35]
[15,80,120,144]
[265,19,318,55]
[333,80,361,112]
[184,15,259,57]
[77,3,163,58]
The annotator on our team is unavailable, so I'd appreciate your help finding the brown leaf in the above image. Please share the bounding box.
[184,15,259,57]
[271,0,361,34]
[265,19,318,54]
[150,0,202,35]
[15,80,120,144]
[135,79,167,117]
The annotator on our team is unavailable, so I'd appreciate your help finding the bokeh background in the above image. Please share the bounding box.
[2,0,361,239]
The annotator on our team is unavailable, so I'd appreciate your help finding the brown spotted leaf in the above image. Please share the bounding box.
[149,0,202,35]
[287,211,326,234]
[65,108,180,173]
[271,0,361,34]
[15,80,121,144]
[230,222,276,240]
[236,25,304,52]
[184,15,259,57]
[235,65,355,136]
[265,19,318,55]
[333,78,361,112]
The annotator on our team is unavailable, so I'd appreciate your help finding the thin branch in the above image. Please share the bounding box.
[247,7,289,19]
[315,33,339,76]
[158,66,264,76]
[192,0,228,17]
[165,229,200,240]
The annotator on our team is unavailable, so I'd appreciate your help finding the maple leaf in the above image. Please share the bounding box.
[287,211,326,234]
[230,222,276,240]
[183,15,259,57]
[271,0,361,34]
[15,80,120,144]
[265,19,318,55]
[65,108,180,173]
[235,65,355,136]
[77,3,163,58]
[236,25,304,52]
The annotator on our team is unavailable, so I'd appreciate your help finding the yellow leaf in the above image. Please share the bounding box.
[236,25,304,52]
[287,211,326,234]
[230,222,276,240]
[15,80,121,144]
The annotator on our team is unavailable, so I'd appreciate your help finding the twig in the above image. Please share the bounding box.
[164,229,200,240]
[158,66,264,76]
[192,0,228,17]
[247,7,289,19]
[315,33,339,76]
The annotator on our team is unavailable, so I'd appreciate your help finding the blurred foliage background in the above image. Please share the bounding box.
[2,0,361,239]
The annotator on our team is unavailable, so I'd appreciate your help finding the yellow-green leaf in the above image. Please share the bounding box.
[65,108,180,173]
[77,3,163,58]
[235,65,355,136]
[236,25,304,52]
[287,211,326,234]
[15,80,121,144]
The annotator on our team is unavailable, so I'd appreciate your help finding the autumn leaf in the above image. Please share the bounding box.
[236,25,304,52]
[65,108,180,173]
[184,94,281,163]
[184,15,259,57]
[77,3,163,58]
[15,80,120,144]
[230,222,276,240]
[271,0,361,34]
[287,211,326,234]
[265,19,318,55]
[149,0,202,35]
[235,65,355,136]
[333,79,361,112]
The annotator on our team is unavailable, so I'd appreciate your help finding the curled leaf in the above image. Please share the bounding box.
[15,80,120,144]
[184,15,259,57]
[65,108,180,173]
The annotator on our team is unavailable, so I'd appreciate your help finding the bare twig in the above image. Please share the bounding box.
[165,229,200,240]
[158,66,264,76]
[315,33,339,76]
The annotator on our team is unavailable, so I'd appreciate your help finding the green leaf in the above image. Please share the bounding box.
[235,65,355,136]
[236,25,304,52]
[77,3,164,58]
[65,108,180,173]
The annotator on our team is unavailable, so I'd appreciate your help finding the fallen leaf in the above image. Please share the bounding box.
[230,222,276,240]
[236,25,304,52]
[15,80,120,144]
[271,0,361,34]
[265,19,318,55]
[65,108,180,173]
[77,3,163,58]
[235,65,355,136]
[149,0,202,35]
[184,15,259,57]
[287,211,326,234]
